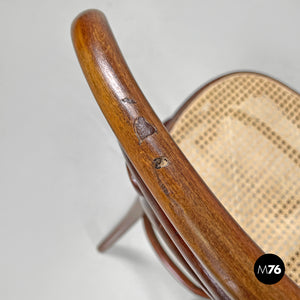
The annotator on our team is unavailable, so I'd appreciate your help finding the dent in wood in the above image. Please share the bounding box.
[134,117,157,144]
[153,157,169,169]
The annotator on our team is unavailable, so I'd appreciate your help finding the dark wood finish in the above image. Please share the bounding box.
[72,9,300,299]
[126,156,221,299]
[143,214,208,297]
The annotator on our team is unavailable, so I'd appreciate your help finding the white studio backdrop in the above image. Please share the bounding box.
[0,0,299,299]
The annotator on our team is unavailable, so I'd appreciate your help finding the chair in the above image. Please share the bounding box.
[71,9,300,299]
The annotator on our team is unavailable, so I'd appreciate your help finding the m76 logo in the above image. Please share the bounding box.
[257,264,282,275]
[254,254,285,284]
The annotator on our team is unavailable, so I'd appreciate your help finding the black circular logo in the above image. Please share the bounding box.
[254,253,285,284]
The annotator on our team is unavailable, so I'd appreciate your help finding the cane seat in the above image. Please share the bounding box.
[169,72,300,284]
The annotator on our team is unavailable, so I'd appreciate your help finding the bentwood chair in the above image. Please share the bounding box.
[72,9,300,299]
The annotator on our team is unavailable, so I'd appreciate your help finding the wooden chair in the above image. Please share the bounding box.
[71,9,300,299]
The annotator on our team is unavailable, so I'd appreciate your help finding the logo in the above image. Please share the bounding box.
[254,253,285,284]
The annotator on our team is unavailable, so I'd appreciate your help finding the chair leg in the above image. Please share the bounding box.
[97,197,144,252]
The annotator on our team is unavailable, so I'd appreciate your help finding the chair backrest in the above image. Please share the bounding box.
[71,9,300,299]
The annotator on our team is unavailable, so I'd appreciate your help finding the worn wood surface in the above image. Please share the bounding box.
[72,9,300,299]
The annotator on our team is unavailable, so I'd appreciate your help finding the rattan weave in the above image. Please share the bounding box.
[170,73,300,284]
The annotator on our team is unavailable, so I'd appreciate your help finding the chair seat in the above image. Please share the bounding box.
[169,72,300,285]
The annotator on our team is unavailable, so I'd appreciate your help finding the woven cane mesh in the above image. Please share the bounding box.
[170,73,300,284]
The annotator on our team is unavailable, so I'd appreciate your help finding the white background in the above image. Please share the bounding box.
[1,1,299,299]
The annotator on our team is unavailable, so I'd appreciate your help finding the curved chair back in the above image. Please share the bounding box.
[72,9,300,299]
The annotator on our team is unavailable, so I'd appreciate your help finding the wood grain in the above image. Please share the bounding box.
[72,9,300,299]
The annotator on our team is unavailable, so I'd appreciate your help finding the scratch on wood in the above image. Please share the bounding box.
[154,169,170,196]
[134,117,157,144]
[121,97,136,104]
[169,198,184,216]
[154,167,184,216]
[160,182,169,195]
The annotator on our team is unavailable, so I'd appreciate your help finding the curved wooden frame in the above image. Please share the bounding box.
[71,9,300,299]
[143,213,208,297]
